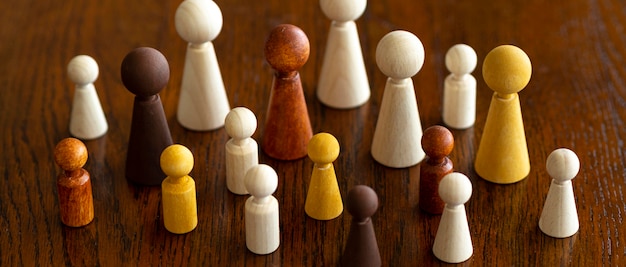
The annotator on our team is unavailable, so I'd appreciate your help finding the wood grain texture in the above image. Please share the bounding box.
[1,0,626,265]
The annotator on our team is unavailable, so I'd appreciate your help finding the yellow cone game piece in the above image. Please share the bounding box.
[305,132,343,220]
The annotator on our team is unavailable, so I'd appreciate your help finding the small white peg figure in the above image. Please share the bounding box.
[539,148,580,238]
[371,30,425,168]
[244,164,280,255]
[432,172,473,263]
[225,107,259,195]
[67,55,108,140]
[442,44,477,129]
[175,0,230,131]
[317,0,370,109]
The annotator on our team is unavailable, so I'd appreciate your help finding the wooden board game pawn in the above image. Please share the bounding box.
[341,185,381,267]
[160,144,198,234]
[317,0,370,109]
[371,30,425,168]
[175,0,230,131]
[539,148,580,238]
[419,125,454,214]
[225,107,259,195]
[54,137,94,227]
[432,172,473,263]
[68,55,108,140]
[305,133,343,220]
[442,44,477,129]
[262,24,313,160]
[244,164,280,254]
[474,45,531,184]
[121,47,173,186]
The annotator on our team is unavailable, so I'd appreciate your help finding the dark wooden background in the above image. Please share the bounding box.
[1,0,624,265]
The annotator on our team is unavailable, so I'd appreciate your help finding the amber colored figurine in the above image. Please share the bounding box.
[304,132,343,220]
[419,125,454,214]
[160,144,198,234]
[261,24,313,160]
[54,137,94,227]
[341,185,381,267]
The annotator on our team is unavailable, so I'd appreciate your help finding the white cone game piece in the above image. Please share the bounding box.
[244,164,280,255]
[67,55,108,140]
[225,107,259,195]
[175,0,231,131]
[317,0,370,109]
[539,148,580,238]
[442,44,477,129]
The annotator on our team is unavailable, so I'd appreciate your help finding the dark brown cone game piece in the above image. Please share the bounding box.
[261,24,313,160]
[121,47,173,185]
[341,185,381,267]
[54,137,94,227]
[419,125,454,214]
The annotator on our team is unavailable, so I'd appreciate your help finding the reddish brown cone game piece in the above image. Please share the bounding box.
[419,125,454,214]
[54,137,94,227]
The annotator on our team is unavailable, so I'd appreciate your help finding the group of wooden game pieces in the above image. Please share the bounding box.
[54,0,581,264]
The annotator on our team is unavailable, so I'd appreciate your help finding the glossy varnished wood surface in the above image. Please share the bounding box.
[1,0,625,265]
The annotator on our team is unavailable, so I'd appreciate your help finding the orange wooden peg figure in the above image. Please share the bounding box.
[54,137,94,227]
[262,24,313,160]
[419,125,454,214]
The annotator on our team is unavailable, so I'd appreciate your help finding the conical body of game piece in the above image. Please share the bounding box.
[341,185,381,267]
[225,107,259,195]
[175,0,230,131]
[305,133,343,220]
[474,45,531,184]
[54,138,94,227]
[161,144,198,234]
[121,47,173,186]
[419,125,454,214]
[371,30,425,168]
[244,164,280,254]
[442,44,477,129]
[432,172,473,263]
[262,24,313,160]
[539,148,580,238]
[68,55,108,140]
[317,0,369,109]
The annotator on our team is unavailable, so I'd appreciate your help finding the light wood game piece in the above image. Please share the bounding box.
[262,24,313,160]
[121,47,173,185]
[419,125,454,214]
[175,0,230,131]
[474,45,532,184]
[67,55,108,140]
[54,137,94,227]
[317,0,370,109]
[432,172,473,263]
[442,44,477,129]
[160,144,198,234]
[244,164,280,255]
[341,185,381,267]
[305,133,343,220]
[225,107,259,195]
[539,148,580,238]
[371,30,425,168]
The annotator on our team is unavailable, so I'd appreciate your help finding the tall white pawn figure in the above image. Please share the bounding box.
[371,30,425,168]
[442,44,477,129]
[433,172,473,263]
[539,148,580,238]
[175,0,230,131]
[67,55,108,140]
[225,107,259,195]
[317,0,370,109]
[244,164,280,255]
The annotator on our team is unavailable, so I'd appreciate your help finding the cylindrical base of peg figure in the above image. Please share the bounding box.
[162,176,198,234]
[177,42,231,131]
[419,158,453,214]
[245,197,280,254]
[442,74,476,129]
[57,169,94,227]
[317,21,370,109]
[474,93,529,184]
[432,205,473,263]
[225,139,258,195]
[341,219,381,267]
[539,180,579,238]
[70,84,108,140]
[126,95,173,185]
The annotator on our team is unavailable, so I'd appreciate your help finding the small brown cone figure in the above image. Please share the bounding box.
[341,185,381,267]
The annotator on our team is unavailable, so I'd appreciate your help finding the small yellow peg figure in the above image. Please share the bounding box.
[305,132,343,220]
[160,144,198,234]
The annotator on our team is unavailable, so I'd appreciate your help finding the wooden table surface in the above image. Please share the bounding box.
[1,0,624,265]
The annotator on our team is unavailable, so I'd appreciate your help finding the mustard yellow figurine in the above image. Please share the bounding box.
[160,144,198,234]
[305,132,343,220]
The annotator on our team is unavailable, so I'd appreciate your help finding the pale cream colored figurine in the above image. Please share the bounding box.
[225,107,258,195]
[160,144,198,234]
[68,55,108,140]
[245,164,280,254]
[442,44,477,129]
